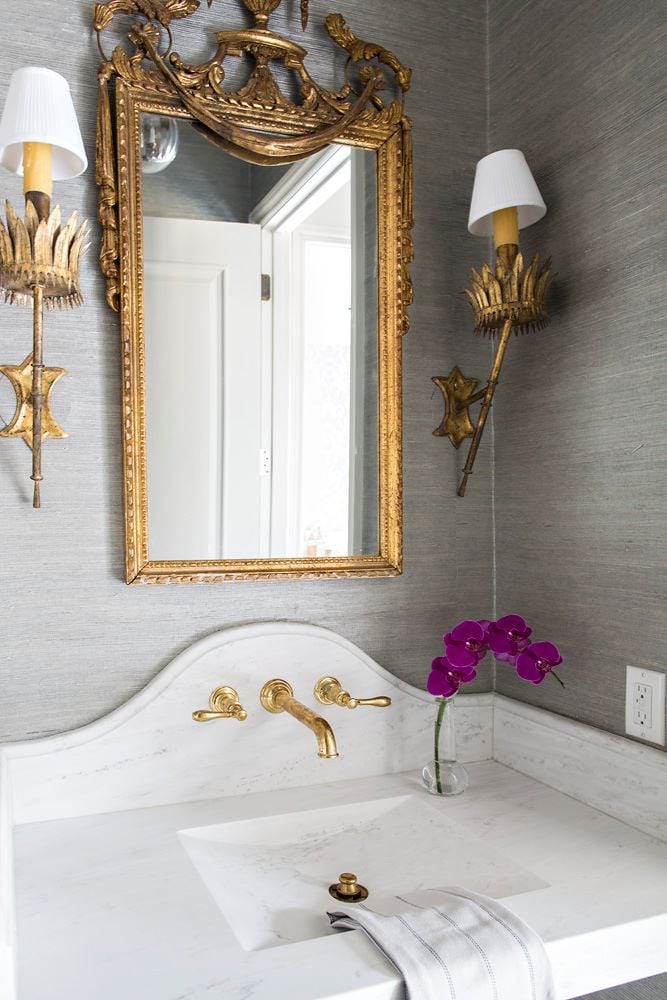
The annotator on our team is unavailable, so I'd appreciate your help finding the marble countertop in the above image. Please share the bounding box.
[13,762,667,1000]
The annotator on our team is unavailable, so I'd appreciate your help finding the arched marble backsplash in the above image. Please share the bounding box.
[3,623,492,824]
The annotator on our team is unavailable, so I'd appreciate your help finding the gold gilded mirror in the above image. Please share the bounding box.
[94,0,413,583]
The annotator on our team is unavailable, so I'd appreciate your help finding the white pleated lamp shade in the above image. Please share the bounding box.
[468,149,545,237]
[0,66,87,180]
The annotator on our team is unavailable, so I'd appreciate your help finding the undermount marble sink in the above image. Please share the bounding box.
[178,792,549,952]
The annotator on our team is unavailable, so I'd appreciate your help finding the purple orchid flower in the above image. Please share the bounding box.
[427,656,477,698]
[487,614,532,664]
[428,615,564,708]
[443,619,490,668]
[516,641,563,684]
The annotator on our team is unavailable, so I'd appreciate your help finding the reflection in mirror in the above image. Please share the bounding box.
[140,114,179,174]
[141,115,378,562]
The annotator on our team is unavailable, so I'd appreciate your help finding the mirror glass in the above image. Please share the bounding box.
[140,113,379,561]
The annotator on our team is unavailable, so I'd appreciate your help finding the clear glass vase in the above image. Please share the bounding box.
[422,696,469,796]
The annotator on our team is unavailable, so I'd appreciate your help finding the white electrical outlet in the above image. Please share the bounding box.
[625,666,666,745]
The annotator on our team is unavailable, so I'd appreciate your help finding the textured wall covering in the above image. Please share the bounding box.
[577,973,667,1000]
[0,0,492,741]
[489,0,667,749]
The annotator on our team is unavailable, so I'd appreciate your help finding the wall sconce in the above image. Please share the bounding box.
[0,66,88,507]
[433,149,552,496]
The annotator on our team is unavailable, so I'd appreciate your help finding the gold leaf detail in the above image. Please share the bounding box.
[0,202,87,308]
[34,220,53,267]
[464,249,552,334]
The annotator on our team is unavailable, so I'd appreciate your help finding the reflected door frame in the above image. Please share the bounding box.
[142,216,269,559]
[251,146,366,558]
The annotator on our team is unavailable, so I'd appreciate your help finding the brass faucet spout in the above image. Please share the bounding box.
[309,714,339,759]
[260,679,339,759]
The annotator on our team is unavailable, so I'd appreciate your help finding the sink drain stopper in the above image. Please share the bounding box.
[328,872,369,902]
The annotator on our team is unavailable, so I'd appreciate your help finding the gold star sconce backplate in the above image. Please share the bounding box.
[432,367,480,450]
[0,353,68,449]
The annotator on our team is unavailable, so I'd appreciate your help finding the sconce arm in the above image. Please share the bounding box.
[464,386,489,407]
[457,317,513,497]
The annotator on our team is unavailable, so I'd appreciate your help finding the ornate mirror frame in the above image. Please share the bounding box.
[93,0,413,584]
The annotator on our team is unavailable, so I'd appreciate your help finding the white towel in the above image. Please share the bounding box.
[328,886,555,1000]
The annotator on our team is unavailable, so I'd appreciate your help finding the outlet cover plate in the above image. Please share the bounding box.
[625,665,666,746]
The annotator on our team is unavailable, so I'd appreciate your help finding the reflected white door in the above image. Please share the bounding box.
[143,216,264,560]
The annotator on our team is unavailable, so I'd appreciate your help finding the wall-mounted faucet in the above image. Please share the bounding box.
[260,679,338,759]
[314,676,391,710]
[192,686,248,722]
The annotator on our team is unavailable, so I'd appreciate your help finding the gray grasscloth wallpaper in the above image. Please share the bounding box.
[0,6,665,995]
[577,974,667,1000]
[488,0,667,750]
[0,0,493,741]
[0,0,664,761]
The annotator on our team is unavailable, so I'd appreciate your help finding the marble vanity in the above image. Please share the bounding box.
[1,624,666,1000]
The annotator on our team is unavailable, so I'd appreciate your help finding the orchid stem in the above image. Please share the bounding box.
[551,669,566,688]
[434,697,446,794]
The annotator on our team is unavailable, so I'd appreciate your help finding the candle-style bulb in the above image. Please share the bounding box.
[23,141,53,197]
[492,205,519,248]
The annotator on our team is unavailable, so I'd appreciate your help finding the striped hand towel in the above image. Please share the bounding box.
[328,886,555,1000]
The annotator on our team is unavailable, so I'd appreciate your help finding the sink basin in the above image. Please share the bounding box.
[179,794,548,951]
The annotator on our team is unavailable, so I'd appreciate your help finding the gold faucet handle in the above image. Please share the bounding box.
[192,685,248,722]
[314,676,391,710]
[348,695,392,708]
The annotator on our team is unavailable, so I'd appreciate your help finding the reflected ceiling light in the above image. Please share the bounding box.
[141,114,179,174]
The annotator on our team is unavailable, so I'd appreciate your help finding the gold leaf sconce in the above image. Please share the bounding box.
[433,150,552,496]
[0,67,88,507]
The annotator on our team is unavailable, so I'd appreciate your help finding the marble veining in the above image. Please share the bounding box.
[494,696,667,840]
[11,767,667,1000]
[2,624,493,826]
[0,752,14,1000]
[1,623,666,1000]
[179,793,548,952]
